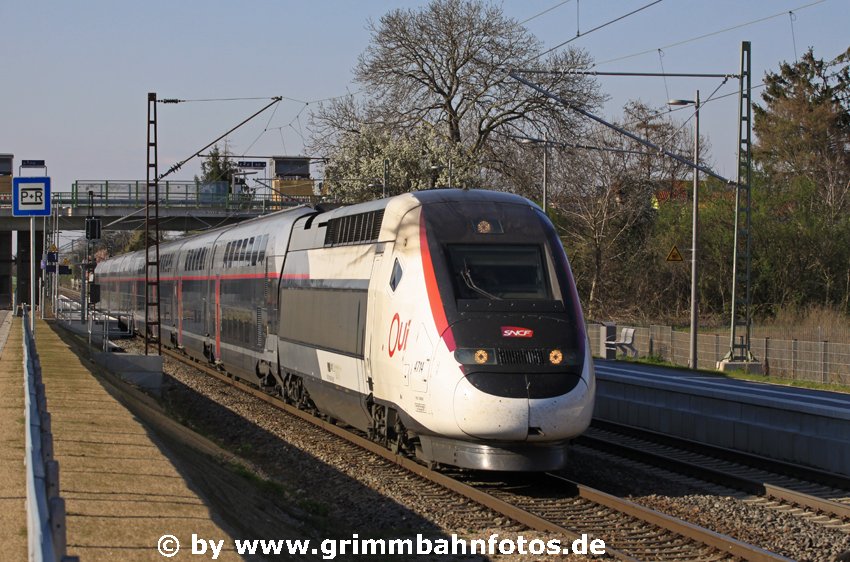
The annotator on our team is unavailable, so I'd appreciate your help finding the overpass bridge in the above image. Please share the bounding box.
[0,180,318,310]
[1,180,312,231]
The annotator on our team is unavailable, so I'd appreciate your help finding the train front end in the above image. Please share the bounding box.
[377,190,594,471]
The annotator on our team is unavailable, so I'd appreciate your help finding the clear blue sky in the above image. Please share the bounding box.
[2,0,847,194]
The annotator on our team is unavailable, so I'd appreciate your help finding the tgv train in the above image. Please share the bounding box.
[95,189,595,470]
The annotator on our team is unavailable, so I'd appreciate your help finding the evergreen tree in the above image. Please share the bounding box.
[752,47,850,313]
[196,144,238,185]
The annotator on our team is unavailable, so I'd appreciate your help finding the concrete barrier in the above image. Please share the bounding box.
[595,363,850,477]
[92,352,163,394]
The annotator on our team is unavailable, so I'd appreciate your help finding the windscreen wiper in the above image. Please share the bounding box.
[461,264,502,300]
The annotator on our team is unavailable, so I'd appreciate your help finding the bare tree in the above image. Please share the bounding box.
[543,104,699,319]
[309,0,602,199]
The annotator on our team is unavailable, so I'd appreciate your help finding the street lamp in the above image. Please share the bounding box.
[668,90,700,370]
[429,161,455,189]
[518,135,549,216]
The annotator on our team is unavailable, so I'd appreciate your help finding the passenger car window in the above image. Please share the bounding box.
[251,236,260,266]
[389,258,403,292]
[257,234,267,264]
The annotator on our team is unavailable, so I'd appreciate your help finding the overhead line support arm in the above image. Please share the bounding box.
[157,97,283,181]
[508,71,732,184]
[515,69,740,79]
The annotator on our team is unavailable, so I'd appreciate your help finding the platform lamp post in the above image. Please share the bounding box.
[668,90,700,369]
[518,135,549,217]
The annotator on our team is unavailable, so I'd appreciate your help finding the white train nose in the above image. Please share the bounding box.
[452,373,595,442]
[453,376,529,440]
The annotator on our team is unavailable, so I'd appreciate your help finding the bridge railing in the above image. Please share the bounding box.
[62,180,316,212]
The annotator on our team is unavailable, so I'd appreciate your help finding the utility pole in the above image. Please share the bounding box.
[668,91,701,369]
[383,158,389,198]
[690,91,700,370]
[542,134,549,217]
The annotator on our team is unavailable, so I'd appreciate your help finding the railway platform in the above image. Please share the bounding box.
[594,359,850,477]
[14,317,244,561]
[0,310,27,561]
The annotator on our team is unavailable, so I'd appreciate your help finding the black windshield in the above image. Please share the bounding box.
[446,245,551,300]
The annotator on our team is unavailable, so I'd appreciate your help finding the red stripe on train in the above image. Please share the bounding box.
[419,212,456,351]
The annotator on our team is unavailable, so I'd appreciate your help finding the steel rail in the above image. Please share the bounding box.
[159,346,791,561]
[158,347,633,560]
[591,419,850,491]
[545,474,792,562]
[578,433,850,521]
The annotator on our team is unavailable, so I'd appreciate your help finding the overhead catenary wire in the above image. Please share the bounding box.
[788,11,799,61]
[514,66,739,137]
[658,49,671,105]
[519,0,573,25]
[239,88,364,155]
[514,70,739,79]
[506,132,654,157]
[242,99,282,155]
[653,76,731,154]
[158,97,282,181]
[676,56,846,111]
[162,88,362,160]
[594,0,827,67]
[535,0,664,61]
[159,95,306,104]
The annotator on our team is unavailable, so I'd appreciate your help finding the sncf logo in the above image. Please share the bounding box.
[502,326,534,338]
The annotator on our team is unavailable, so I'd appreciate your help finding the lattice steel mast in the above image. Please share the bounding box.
[725,42,756,362]
[145,92,161,355]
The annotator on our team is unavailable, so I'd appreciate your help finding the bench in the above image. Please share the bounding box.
[611,327,637,357]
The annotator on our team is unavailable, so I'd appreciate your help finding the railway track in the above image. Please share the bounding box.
[578,420,850,531]
[157,345,791,561]
[57,286,81,301]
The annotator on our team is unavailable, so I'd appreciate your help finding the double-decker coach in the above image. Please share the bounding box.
[97,189,594,470]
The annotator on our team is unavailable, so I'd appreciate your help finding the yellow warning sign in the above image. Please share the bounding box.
[666,245,684,262]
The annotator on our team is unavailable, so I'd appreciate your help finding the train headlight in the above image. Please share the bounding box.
[549,349,564,365]
[454,348,497,365]
[476,220,492,234]
[471,219,504,234]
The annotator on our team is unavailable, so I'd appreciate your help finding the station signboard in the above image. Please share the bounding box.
[12,177,52,216]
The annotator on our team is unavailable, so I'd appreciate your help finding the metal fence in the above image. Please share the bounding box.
[22,308,78,562]
[590,323,850,386]
[54,297,82,323]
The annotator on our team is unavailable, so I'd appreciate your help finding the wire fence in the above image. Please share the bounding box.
[590,323,850,386]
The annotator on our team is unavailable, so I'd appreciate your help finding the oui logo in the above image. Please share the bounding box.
[502,326,534,338]
[388,313,411,357]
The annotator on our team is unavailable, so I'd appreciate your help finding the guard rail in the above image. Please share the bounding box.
[23,308,78,562]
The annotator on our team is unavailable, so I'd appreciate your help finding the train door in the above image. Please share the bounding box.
[177,279,183,347]
[366,243,401,400]
[364,250,383,394]
[214,275,221,361]
[171,282,178,346]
